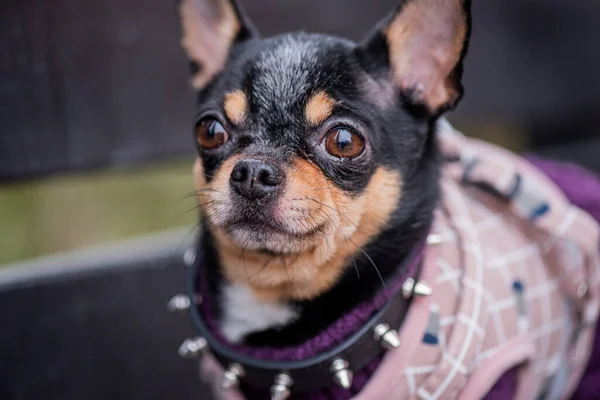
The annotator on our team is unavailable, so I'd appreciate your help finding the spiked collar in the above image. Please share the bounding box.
[172,237,435,399]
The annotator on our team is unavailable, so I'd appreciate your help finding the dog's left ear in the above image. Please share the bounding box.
[177,0,257,90]
[358,0,471,115]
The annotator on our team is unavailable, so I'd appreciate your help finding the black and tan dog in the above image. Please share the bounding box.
[180,0,467,342]
[174,1,600,399]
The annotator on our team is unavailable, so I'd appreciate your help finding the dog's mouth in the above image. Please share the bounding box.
[227,219,326,240]
[216,213,329,253]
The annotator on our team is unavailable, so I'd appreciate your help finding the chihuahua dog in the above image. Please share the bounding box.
[175,0,600,399]
[180,0,466,345]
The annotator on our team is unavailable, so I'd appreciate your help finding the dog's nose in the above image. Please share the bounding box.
[230,159,283,200]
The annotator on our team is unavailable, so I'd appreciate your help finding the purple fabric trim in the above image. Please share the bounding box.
[526,156,600,224]
[481,368,519,400]
[196,245,424,361]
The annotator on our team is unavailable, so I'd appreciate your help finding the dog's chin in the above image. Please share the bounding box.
[220,220,325,254]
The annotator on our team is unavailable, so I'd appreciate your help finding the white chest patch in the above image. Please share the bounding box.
[219,283,298,343]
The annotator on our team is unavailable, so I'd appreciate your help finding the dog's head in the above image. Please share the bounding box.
[178,0,471,300]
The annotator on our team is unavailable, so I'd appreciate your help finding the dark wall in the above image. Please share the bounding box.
[2,0,600,179]
[0,238,209,400]
[1,0,195,180]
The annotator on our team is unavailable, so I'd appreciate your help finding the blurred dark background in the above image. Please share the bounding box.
[2,0,599,181]
[1,1,599,399]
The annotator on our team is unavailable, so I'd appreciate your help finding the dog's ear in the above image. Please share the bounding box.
[177,0,257,90]
[358,0,471,115]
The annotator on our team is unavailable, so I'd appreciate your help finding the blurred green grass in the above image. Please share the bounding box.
[0,159,197,265]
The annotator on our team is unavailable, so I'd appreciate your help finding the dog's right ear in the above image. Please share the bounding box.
[177,0,257,90]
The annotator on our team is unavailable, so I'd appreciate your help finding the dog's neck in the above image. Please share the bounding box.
[202,136,440,347]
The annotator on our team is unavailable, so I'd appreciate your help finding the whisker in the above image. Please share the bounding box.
[176,201,216,220]
[254,257,273,280]
[237,246,249,280]
[296,214,311,232]
[313,208,337,230]
[177,189,220,201]
[203,208,226,224]
[351,256,361,280]
[177,193,203,201]
[348,238,385,289]
[305,211,321,231]
[296,197,359,229]
[193,188,221,193]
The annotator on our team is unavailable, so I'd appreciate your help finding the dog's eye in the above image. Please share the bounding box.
[197,118,228,149]
[324,128,365,159]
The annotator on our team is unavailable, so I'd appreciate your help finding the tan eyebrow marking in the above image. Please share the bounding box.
[223,90,247,125]
[305,91,337,126]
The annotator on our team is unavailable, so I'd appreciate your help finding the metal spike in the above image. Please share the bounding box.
[220,363,244,390]
[381,330,401,349]
[402,278,433,299]
[333,369,353,389]
[167,294,191,313]
[271,385,290,400]
[402,278,416,299]
[178,337,207,359]
[220,371,238,390]
[374,323,390,341]
[427,233,444,245]
[330,359,353,389]
[270,373,293,400]
[183,247,196,267]
[373,323,400,350]
[414,280,433,297]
